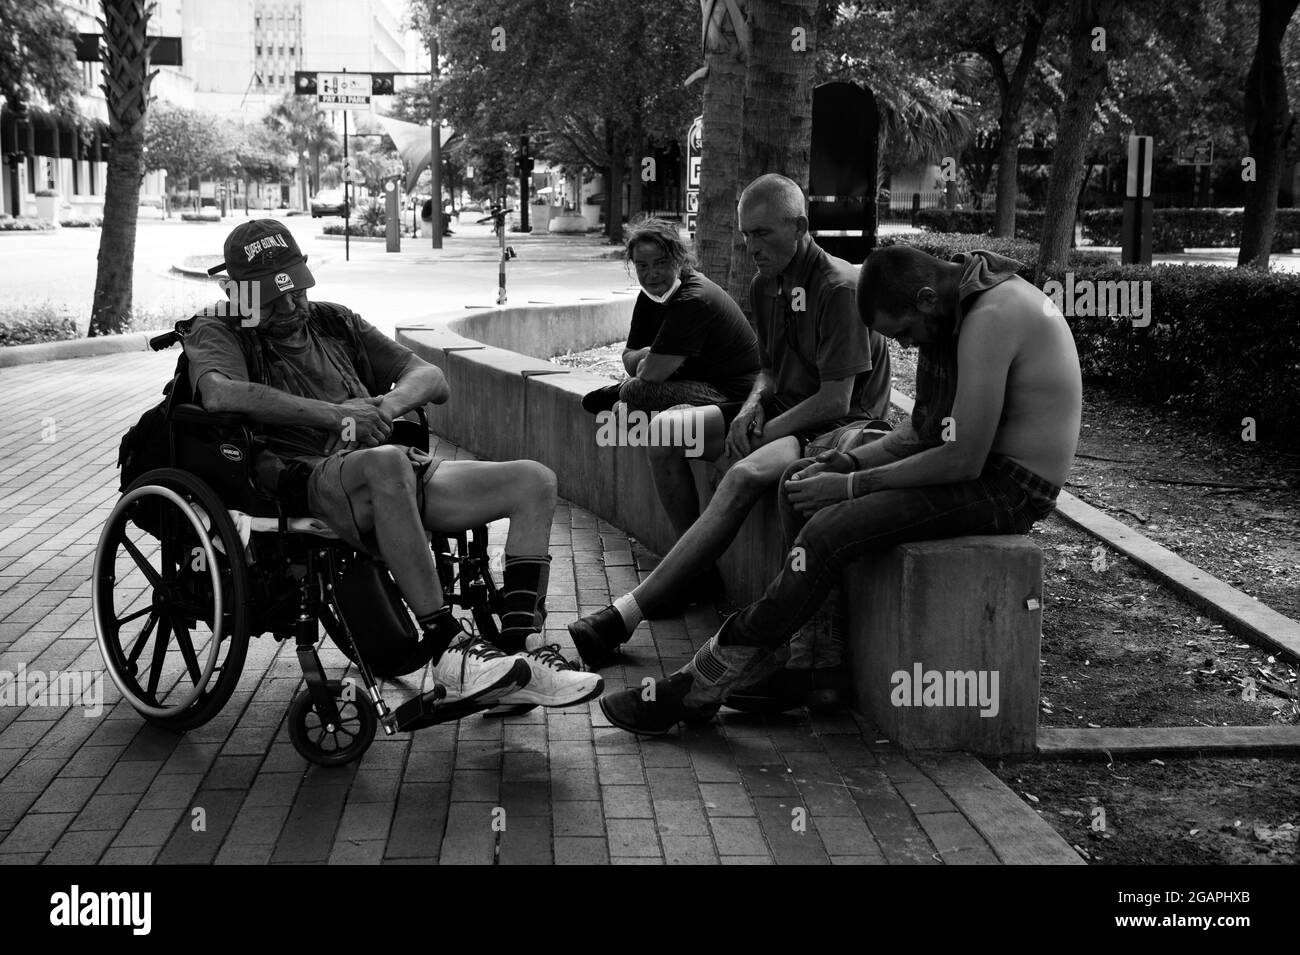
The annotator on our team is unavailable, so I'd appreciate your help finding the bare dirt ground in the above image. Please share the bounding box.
[557,337,1300,864]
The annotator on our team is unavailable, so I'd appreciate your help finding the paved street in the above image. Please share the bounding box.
[2,214,639,339]
[0,351,1079,865]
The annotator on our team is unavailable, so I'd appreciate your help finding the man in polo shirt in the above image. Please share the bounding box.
[569,175,892,700]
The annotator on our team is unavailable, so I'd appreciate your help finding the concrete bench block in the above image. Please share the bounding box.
[524,372,622,525]
[846,536,1043,756]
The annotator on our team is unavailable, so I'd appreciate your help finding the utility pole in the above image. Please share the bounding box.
[429,6,442,250]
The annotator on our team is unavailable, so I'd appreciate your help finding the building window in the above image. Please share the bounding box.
[256,44,262,56]
[289,45,295,56]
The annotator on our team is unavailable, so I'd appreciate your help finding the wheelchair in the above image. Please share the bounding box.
[93,323,505,766]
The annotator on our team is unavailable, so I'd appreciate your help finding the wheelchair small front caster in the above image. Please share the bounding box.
[288,684,376,766]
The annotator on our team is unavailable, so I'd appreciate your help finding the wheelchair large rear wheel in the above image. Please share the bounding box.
[93,468,250,731]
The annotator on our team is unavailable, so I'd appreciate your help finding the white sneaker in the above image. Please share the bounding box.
[496,634,603,708]
[433,635,531,707]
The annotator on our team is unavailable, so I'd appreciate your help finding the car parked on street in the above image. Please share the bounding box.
[310,189,349,218]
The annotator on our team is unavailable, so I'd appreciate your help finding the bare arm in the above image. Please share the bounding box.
[761,376,855,444]
[853,307,1013,493]
[636,352,686,384]
[377,354,450,419]
[197,371,392,446]
[849,420,932,469]
[622,346,651,377]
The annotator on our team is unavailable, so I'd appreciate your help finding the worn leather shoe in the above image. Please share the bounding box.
[568,605,630,671]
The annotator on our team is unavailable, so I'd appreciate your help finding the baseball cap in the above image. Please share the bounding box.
[208,219,316,306]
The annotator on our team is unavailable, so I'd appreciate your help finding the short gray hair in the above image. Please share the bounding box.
[738,173,806,220]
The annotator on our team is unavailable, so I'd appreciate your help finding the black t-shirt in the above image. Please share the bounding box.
[625,270,760,400]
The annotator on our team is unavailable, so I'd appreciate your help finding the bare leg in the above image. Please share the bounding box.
[632,436,801,614]
[340,446,444,618]
[341,451,557,618]
[418,459,557,554]
[645,406,725,538]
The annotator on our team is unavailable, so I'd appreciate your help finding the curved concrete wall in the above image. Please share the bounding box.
[448,297,636,361]
[395,299,787,605]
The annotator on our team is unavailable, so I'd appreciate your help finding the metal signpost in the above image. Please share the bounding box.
[315,70,372,262]
[1122,134,1154,266]
[1175,139,1215,207]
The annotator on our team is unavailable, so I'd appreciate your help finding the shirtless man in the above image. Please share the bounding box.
[598,244,1083,735]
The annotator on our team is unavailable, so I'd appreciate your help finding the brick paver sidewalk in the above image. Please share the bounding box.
[0,352,1080,864]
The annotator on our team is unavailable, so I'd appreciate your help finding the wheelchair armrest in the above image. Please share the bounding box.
[173,402,248,429]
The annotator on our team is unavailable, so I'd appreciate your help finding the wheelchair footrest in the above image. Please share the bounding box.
[393,683,493,732]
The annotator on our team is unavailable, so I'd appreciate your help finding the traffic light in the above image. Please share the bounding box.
[371,73,395,95]
[294,71,318,95]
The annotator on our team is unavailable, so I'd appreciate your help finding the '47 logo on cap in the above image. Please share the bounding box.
[275,272,294,291]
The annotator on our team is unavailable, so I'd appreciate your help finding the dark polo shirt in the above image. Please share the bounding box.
[748,238,891,428]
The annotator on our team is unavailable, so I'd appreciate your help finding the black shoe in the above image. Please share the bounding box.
[599,673,719,736]
[568,605,630,670]
[581,383,622,415]
[722,667,850,715]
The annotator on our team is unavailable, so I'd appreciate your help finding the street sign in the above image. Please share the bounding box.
[1174,139,1214,165]
[1126,134,1153,198]
[685,114,702,237]
[317,72,371,109]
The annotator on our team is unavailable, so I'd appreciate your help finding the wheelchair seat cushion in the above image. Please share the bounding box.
[306,446,439,556]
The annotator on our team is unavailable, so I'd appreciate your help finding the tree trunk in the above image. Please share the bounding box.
[1037,0,1115,277]
[696,7,748,291]
[627,114,644,220]
[90,0,156,337]
[727,0,817,315]
[984,7,1049,238]
[605,117,625,244]
[1238,0,1299,269]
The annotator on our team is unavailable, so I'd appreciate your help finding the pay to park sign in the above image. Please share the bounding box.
[317,72,372,109]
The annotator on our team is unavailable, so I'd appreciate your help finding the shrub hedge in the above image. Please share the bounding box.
[0,313,78,347]
[1081,208,1300,252]
[915,207,1300,252]
[880,231,1300,448]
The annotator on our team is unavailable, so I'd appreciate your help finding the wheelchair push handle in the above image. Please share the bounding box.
[150,330,181,351]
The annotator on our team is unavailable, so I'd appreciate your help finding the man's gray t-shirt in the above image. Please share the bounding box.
[183,304,412,464]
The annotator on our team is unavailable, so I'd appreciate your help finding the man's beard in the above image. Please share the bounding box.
[259,299,310,339]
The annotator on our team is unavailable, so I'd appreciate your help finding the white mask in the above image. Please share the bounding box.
[641,276,682,304]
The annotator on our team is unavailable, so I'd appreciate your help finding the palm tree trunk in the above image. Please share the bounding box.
[726,0,817,314]
[90,0,156,337]
[1238,0,1299,269]
[1037,0,1115,277]
[697,47,746,290]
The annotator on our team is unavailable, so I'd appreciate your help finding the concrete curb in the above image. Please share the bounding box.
[0,331,154,367]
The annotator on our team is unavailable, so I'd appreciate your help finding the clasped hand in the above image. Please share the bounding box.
[338,396,393,447]
[784,449,856,516]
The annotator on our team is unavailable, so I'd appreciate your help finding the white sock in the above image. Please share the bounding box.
[613,593,643,634]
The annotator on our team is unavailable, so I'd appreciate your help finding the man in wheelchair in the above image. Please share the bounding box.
[187,219,600,713]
